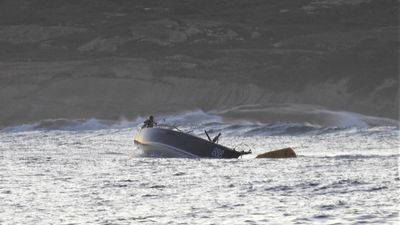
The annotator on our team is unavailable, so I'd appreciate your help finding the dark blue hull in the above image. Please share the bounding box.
[134,128,248,158]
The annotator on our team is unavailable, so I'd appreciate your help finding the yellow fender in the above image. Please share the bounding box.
[256,147,297,158]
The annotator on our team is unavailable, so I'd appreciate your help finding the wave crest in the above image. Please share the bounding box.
[1,104,398,134]
[214,104,399,128]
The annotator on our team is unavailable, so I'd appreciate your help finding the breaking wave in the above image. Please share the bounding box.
[1,118,139,132]
[1,104,398,135]
[213,104,399,127]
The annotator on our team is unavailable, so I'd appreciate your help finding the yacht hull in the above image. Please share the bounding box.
[134,128,246,158]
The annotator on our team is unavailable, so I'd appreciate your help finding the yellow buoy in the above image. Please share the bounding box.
[256,147,297,158]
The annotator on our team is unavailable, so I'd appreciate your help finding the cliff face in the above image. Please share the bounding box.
[0,0,398,126]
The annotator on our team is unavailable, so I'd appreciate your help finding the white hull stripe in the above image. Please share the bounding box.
[138,141,200,158]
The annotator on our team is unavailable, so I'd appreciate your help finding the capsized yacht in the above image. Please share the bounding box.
[134,126,251,158]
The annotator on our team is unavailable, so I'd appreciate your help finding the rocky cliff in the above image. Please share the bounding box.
[0,0,398,126]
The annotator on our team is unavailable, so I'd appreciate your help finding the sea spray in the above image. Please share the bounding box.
[1,105,398,134]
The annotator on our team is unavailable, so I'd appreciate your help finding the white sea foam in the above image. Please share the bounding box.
[1,105,398,134]
[0,121,398,225]
[215,104,399,128]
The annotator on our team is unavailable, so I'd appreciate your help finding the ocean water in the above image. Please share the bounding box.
[0,110,399,225]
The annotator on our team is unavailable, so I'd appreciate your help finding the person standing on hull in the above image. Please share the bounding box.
[142,115,157,128]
